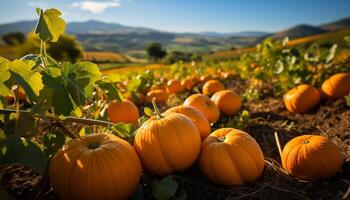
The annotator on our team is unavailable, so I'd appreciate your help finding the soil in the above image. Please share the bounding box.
[2,78,350,200]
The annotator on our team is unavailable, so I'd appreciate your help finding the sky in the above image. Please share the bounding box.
[0,0,349,33]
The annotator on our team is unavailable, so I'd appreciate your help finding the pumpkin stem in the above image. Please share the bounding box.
[152,97,164,119]
[88,142,100,149]
[218,136,226,142]
[274,132,283,159]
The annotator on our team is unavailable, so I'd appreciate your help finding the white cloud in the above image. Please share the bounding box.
[71,1,121,14]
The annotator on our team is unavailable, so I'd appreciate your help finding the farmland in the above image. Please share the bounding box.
[1,6,350,200]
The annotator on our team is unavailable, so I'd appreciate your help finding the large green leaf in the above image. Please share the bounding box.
[0,57,12,97]
[8,60,43,101]
[152,176,179,200]
[0,135,47,174]
[35,8,65,42]
[96,80,123,101]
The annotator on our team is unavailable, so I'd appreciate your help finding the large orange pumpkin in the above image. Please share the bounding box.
[181,77,196,90]
[165,105,211,140]
[284,84,320,113]
[281,135,343,180]
[202,80,225,96]
[107,99,140,125]
[134,99,201,175]
[320,73,350,99]
[184,94,220,123]
[166,79,185,94]
[199,128,265,186]
[211,90,241,116]
[50,133,141,200]
[146,89,169,104]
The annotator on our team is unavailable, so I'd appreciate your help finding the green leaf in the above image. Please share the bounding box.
[144,107,154,117]
[79,126,93,137]
[43,130,66,159]
[152,176,178,200]
[111,122,135,139]
[8,60,43,101]
[0,135,47,174]
[35,8,65,42]
[96,80,123,101]
[0,57,12,97]
[326,44,337,63]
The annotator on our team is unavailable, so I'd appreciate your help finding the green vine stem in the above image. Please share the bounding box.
[0,108,114,128]
[151,97,163,119]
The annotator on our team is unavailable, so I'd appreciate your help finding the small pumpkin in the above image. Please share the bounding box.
[50,133,141,200]
[181,77,196,90]
[165,105,211,140]
[146,89,169,104]
[199,128,265,186]
[211,90,241,116]
[167,79,185,94]
[134,99,201,175]
[281,134,343,180]
[202,80,225,96]
[184,94,220,123]
[284,84,320,113]
[320,73,350,99]
[107,99,140,124]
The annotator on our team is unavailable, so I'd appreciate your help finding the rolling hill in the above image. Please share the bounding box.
[320,17,350,31]
[271,24,327,40]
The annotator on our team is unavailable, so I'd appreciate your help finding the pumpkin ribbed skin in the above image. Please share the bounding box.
[134,113,201,175]
[50,134,141,200]
[181,77,196,90]
[281,135,343,181]
[320,73,350,99]
[165,105,211,140]
[167,79,185,94]
[202,80,225,96]
[146,89,169,104]
[184,94,220,123]
[284,84,320,113]
[107,100,140,124]
[199,128,265,186]
[211,90,241,116]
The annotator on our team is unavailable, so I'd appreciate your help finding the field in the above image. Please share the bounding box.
[1,7,350,200]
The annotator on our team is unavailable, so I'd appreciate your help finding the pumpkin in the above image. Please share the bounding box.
[146,89,169,104]
[200,75,214,83]
[184,94,220,123]
[281,134,343,180]
[107,99,140,125]
[202,80,225,96]
[199,128,265,186]
[166,79,185,94]
[181,77,196,90]
[320,73,350,99]
[284,84,320,113]
[50,133,141,200]
[211,90,241,116]
[134,99,201,175]
[165,105,211,140]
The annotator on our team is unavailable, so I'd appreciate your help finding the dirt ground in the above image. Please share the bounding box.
[2,78,350,200]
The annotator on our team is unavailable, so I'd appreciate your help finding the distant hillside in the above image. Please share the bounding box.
[320,18,350,31]
[0,21,36,35]
[197,31,269,38]
[271,24,327,40]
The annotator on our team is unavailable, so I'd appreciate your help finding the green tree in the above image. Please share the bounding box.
[146,42,167,62]
[18,33,83,62]
[2,32,26,46]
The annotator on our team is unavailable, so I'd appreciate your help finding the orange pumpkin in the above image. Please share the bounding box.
[281,135,343,180]
[211,90,241,116]
[184,94,220,123]
[181,77,196,90]
[202,80,225,96]
[166,79,185,94]
[165,105,211,140]
[134,99,201,175]
[107,99,140,124]
[146,89,169,104]
[199,128,265,186]
[50,133,141,200]
[284,84,320,113]
[320,73,350,99]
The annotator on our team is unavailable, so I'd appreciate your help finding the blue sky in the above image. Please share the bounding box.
[0,0,349,33]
